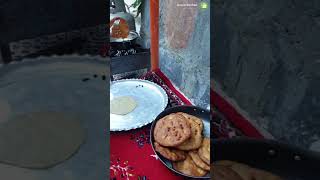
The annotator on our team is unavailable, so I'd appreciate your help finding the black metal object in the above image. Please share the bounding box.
[111,51,150,78]
[23,38,87,58]
[150,105,211,179]
[213,138,320,180]
[0,44,12,63]
[110,40,146,57]
[0,0,107,44]
[0,0,108,63]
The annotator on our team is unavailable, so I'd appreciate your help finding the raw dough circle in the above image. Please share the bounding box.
[0,112,86,169]
[110,96,137,115]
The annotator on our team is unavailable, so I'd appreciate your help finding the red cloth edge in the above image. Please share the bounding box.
[211,89,264,138]
[153,68,193,105]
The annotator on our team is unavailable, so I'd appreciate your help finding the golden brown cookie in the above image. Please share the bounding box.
[154,142,186,161]
[177,112,204,130]
[154,113,191,147]
[213,165,243,180]
[173,155,208,177]
[198,138,210,165]
[176,115,203,150]
[188,151,210,171]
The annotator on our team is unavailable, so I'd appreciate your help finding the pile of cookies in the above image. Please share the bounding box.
[153,112,210,177]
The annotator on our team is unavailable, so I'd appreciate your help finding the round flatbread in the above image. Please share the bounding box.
[188,151,210,171]
[198,138,210,165]
[173,154,208,177]
[176,114,203,150]
[154,142,186,161]
[154,113,191,147]
[0,112,86,169]
[110,96,137,115]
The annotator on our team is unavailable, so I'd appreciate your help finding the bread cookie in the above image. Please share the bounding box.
[154,142,186,161]
[188,151,210,171]
[176,115,203,150]
[154,113,191,147]
[198,138,210,165]
[177,112,204,130]
[173,155,207,177]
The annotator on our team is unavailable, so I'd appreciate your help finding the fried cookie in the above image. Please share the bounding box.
[177,112,204,130]
[198,138,210,165]
[173,155,207,177]
[154,142,186,161]
[176,116,203,150]
[154,113,191,147]
[188,151,210,171]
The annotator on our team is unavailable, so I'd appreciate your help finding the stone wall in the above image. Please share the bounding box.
[213,0,320,151]
[140,0,151,49]
[158,0,210,109]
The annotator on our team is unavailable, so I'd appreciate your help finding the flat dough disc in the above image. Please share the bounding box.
[0,112,85,169]
[110,96,137,115]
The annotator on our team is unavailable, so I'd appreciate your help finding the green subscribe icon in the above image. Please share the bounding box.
[199,2,208,9]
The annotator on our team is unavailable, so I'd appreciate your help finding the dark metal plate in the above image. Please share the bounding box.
[150,105,211,179]
[213,138,320,180]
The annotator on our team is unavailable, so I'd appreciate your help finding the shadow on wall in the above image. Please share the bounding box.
[212,0,320,151]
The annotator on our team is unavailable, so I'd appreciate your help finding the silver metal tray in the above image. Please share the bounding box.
[110,79,168,131]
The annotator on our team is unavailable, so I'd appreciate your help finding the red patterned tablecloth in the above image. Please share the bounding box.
[110,70,192,180]
[110,125,184,180]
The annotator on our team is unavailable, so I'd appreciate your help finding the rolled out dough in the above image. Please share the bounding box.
[0,112,86,169]
[110,96,137,115]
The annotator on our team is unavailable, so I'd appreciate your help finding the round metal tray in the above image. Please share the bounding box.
[150,105,211,179]
[110,79,168,131]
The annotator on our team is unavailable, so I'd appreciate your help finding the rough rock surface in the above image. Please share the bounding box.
[158,0,210,109]
[141,0,210,109]
[213,0,320,151]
